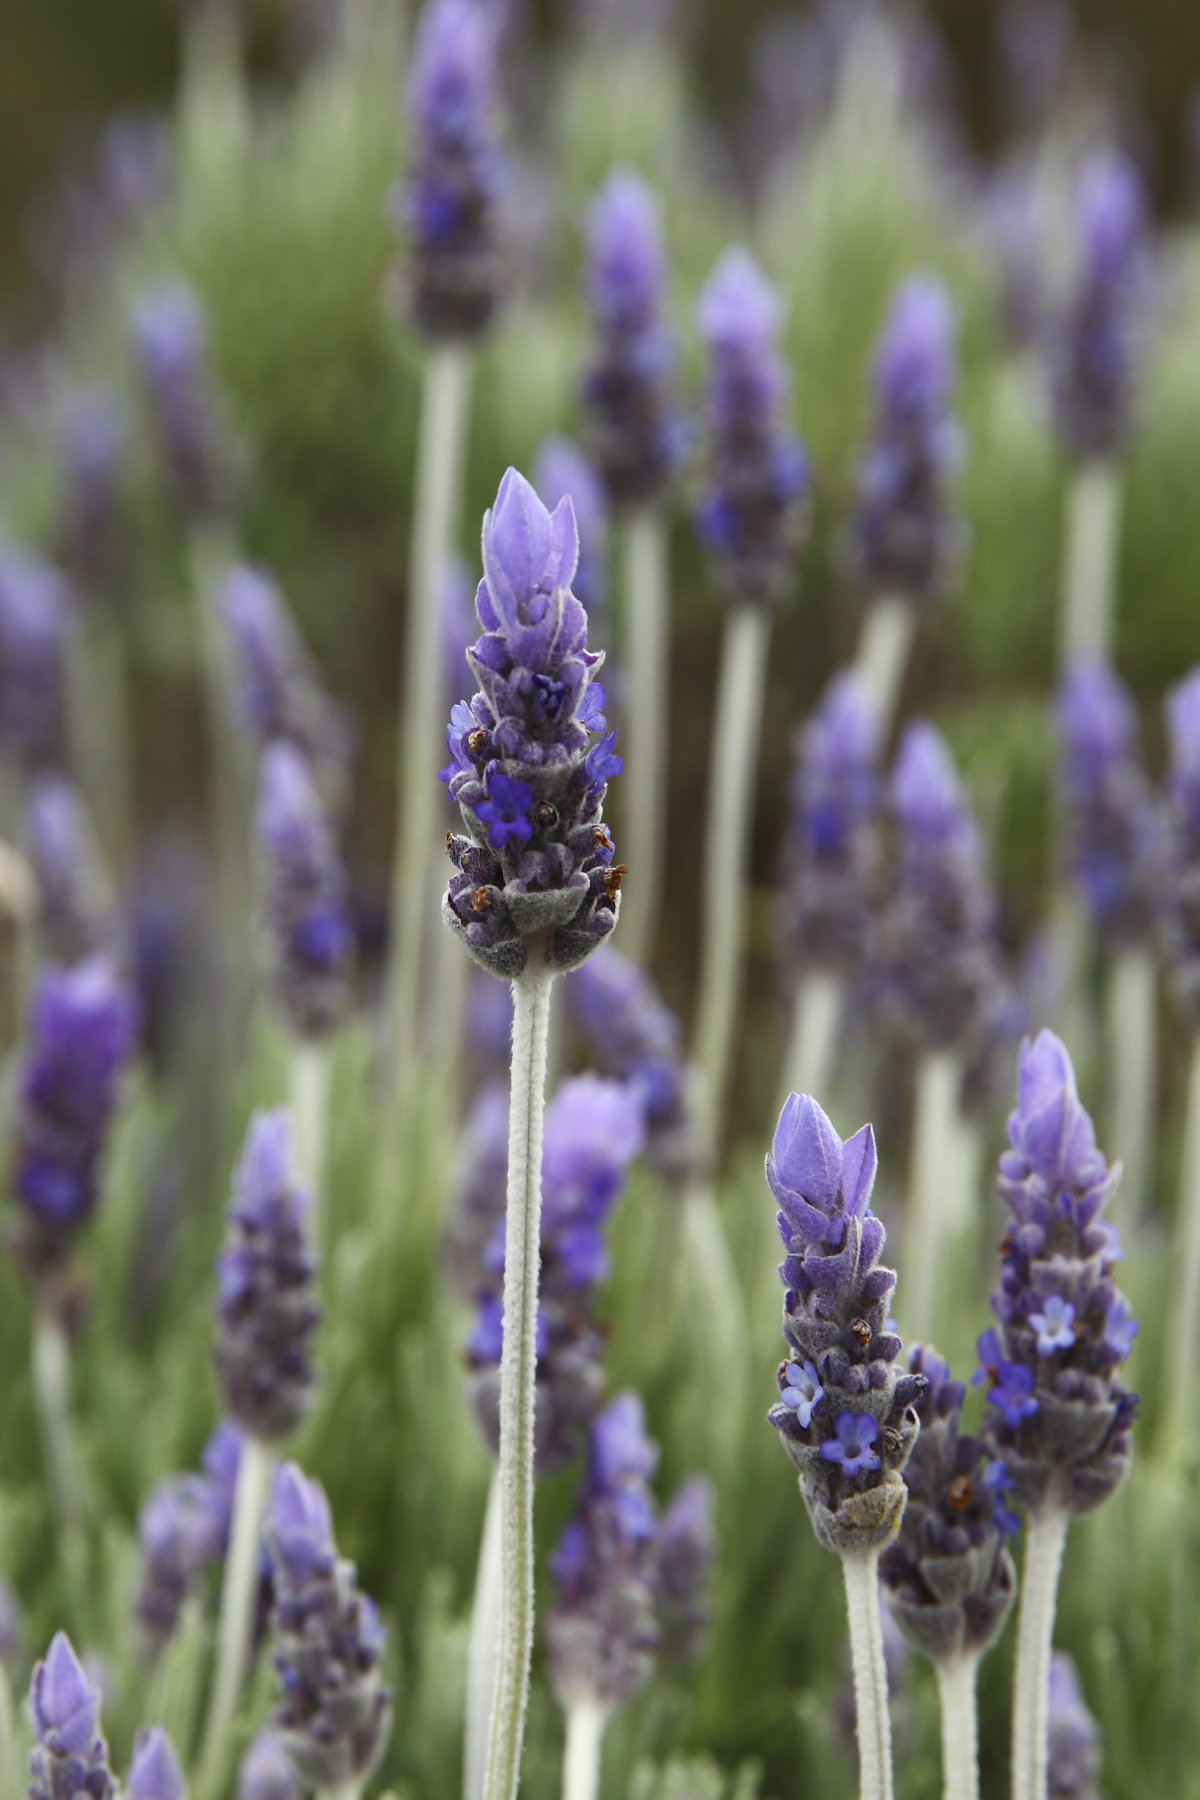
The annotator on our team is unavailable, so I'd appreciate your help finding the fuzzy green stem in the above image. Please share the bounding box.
[854,595,915,742]
[320,1783,364,1800]
[693,605,771,1155]
[32,1305,84,1537]
[483,959,555,1800]
[935,1653,980,1800]
[1011,1507,1069,1800]
[841,1548,893,1800]
[779,970,843,1118]
[1059,461,1121,667]
[902,1047,960,1346]
[1164,1033,1200,1456]
[618,508,670,967]
[197,1433,275,1800]
[1106,942,1156,1232]
[388,344,473,1101]
[464,1469,503,1800]
[289,1036,332,1247]
[561,1696,608,1800]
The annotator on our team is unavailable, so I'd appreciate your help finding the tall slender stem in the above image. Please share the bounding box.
[693,606,771,1156]
[935,1653,980,1800]
[1106,942,1157,1232]
[388,345,473,1099]
[483,960,555,1800]
[841,1548,893,1800]
[561,1697,608,1800]
[779,970,843,1118]
[289,1036,332,1247]
[197,1434,275,1800]
[464,1469,503,1800]
[903,1047,960,1346]
[1011,1507,1069,1800]
[854,595,915,742]
[681,1179,748,1469]
[618,508,670,967]
[1164,1033,1200,1457]
[1059,460,1121,666]
[320,1783,364,1800]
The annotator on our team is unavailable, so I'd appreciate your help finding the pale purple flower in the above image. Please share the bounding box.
[28,1633,115,1800]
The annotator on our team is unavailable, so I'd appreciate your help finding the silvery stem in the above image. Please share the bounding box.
[1011,1507,1069,1800]
[388,345,473,1099]
[1106,942,1157,1232]
[618,507,670,967]
[693,605,771,1153]
[32,1306,86,1594]
[320,1783,363,1800]
[483,959,555,1800]
[854,594,915,742]
[463,1469,503,1800]
[1059,460,1121,667]
[841,1548,893,1800]
[1164,1033,1200,1456]
[779,969,843,1118]
[289,1036,332,1247]
[935,1653,980,1800]
[903,1047,960,1346]
[197,1433,275,1800]
[561,1696,608,1800]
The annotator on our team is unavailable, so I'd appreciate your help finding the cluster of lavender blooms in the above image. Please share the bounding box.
[535,439,608,620]
[1056,658,1161,949]
[441,470,624,978]
[10,957,136,1283]
[26,775,111,966]
[567,946,695,1182]
[1047,1651,1103,1799]
[974,1031,1138,1516]
[460,1073,645,1471]
[56,388,128,600]
[214,1111,321,1444]
[874,721,1000,1049]
[880,1345,1017,1663]
[238,1729,301,1800]
[695,250,809,607]
[765,1095,926,1554]
[582,173,682,511]
[780,670,880,975]
[0,548,72,775]
[264,1464,391,1789]
[850,276,962,604]
[29,1634,186,1800]
[398,0,504,340]
[1051,150,1149,463]
[131,282,229,522]
[1161,667,1200,1019]
[255,744,354,1039]
[136,1419,241,1653]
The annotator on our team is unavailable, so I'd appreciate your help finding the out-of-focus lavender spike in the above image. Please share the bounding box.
[1046,1652,1102,1799]
[213,1111,321,1444]
[851,275,962,606]
[654,1476,715,1669]
[582,173,681,512]
[265,1463,392,1788]
[131,281,228,521]
[28,1632,116,1800]
[987,164,1044,349]
[126,1727,185,1800]
[994,0,1075,133]
[439,557,476,704]
[1056,657,1160,949]
[1051,149,1149,464]
[0,548,72,776]
[0,1577,23,1674]
[535,437,608,617]
[26,775,110,966]
[694,247,809,607]
[398,0,505,341]
[545,1392,661,1710]
[237,1729,301,1800]
[57,389,128,600]
[97,112,172,224]
[1162,667,1200,1020]
[255,742,354,1040]
[129,830,217,1080]
[443,1080,508,1298]
[136,1420,240,1655]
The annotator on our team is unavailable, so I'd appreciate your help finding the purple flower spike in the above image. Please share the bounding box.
[266,1464,391,1789]
[136,1424,238,1654]
[256,742,353,1039]
[582,171,681,509]
[58,388,128,599]
[1056,657,1160,947]
[28,1632,115,1800]
[0,548,72,775]
[214,1110,320,1443]
[127,1728,185,1800]
[442,468,623,979]
[399,0,504,340]
[655,1476,715,1668]
[238,1731,301,1800]
[26,775,109,967]
[545,1393,662,1709]
[851,276,962,604]
[1046,1652,1102,1798]
[1160,666,1200,1020]
[765,1092,925,1556]
[567,946,693,1181]
[978,1031,1138,1517]
[1052,148,1149,461]
[131,282,227,520]
[695,247,809,607]
[536,438,608,617]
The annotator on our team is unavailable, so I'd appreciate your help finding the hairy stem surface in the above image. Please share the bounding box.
[1011,1507,1069,1800]
[935,1653,981,1800]
[841,1548,893,1800]
[197,1433,275,1800]
[464,1469,503,1800]
[854,594,915,741]
[619,507,670,967]
[289,1035,332,1246]
[562,1696,608,1800]
[1059,460,1121,666]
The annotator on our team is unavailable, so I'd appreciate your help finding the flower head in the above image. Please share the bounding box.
[28,1633,115,1800]
[820,1412,880,1477]
[238,1732,301,1800]
[0,548,72,775]
[255,743,354,1039]
[131,282,227,519]
[57,388,128,599]
[26,775,110,967]
[1160,665,1200,1021]
[567,946,693,1180]
[136,1422,240,1654]
[535,438,608,617]
[655,1477,714,1668]
[127,1729,184,1800]
[782,669,880,972]
[1046,1652,1102,1798]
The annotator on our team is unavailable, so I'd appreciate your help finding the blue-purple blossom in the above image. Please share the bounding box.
[567,946,693,1181]
[0,1577,22,1674]
[582,172,681,509]
[442,469,623,978]
[256,742,354,1038]
[399,0,504,339]
[545,1393,661,1709]
[136,1419,241,1653]
[1160,666,1200,1020]
[28,1633,115,1800]
[983,1460,1022,1537]
[214,1111,320,1443]
[851,276,961,604]
[238,1731,301,1800]
[654,1477,715,1668]
[536,437,608,617]
[266,1463,391,1788]
[976,1031,1138,1516]
[765,1094,926,1555]
[131,282,227,519]
[695,248,809,607]
[443,1080,508,1299]
[126,1728,184,1800]
[782,668,880,972]
[26,775,110,967]
[0,548,72,775]
[1046,1652,1103,1798]
[57,388,128,599]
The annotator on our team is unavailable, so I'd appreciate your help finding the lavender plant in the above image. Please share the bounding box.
[127,1728,187,1800]
[26,775,111,967]
[1045,1652,1102,1800]
[56,388,129,602]
[28,1632,116,1800]
[136,1420,241,1656]
[0,548,73,777]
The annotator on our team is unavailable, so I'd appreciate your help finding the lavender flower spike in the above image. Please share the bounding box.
[0,548,72,775]
[695,248,809,608]
[127,1728,185,1800]
[58,388,128,600]
[655,1476,715,1669]
[136,1420,241,1654]
[28,1633,116,1800]
[26,775,109,967]
[238,1731,301,1800]
[535,438,608,619]
[131,282,227,521]
[255,742,354,1040]
[568,946,694,1182]
[400,0,504,340]
[442,468,623,979]
[1163,666,1200,1018]
[1046,1653,1102,1799]
[582,171,681,510]
[266,1462,392,1790]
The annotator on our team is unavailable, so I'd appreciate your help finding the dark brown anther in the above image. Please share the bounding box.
[533,802,558,827]
[593,825,614,851]
[471,888,493,913]
[445,831,453,856]
[603,864,629,899]
[467,729,487,756]
[848,1318,872,1347]
[946,1474,973,1510]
